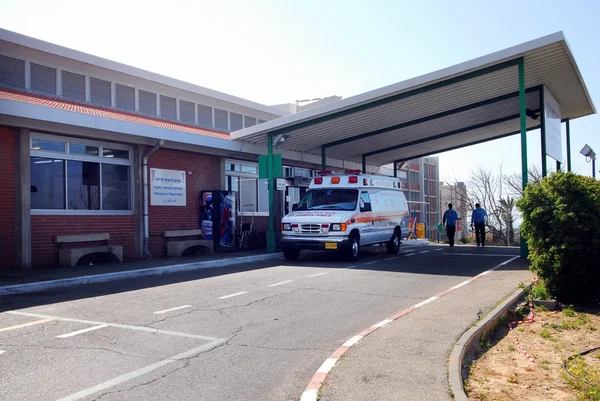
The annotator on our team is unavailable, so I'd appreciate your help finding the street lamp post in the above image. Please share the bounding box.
[580,144,596,179]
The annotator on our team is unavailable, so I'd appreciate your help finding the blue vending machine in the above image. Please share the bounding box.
[200,190,237,251]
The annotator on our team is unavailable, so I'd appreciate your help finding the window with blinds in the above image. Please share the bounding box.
[0,54,25,89]
[230,112,243,131]
[61,71,85,102]
[139,89,157,115]
[214,108,228,131]
[160,95,176,120]
[30,63,57,95]
[90,77,112,108]
[115,84,135,111]
[244,116,257,127]
[179,100,195,124]
[197,104,212,127]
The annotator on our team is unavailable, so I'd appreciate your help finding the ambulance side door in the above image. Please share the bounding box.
[359,191,376,244]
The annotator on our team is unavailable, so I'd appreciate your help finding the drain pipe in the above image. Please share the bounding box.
[142,140,164,258]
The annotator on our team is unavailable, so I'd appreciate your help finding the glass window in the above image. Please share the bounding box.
[32,139,65,152]
[296,189,358,211]
[30,135,132,212]
[70,144,99,156]
[240,164,257,174]
[240,178,257,210]
[103,148,129,159]
[66,161,100,210]
[30,158,65,209]
[102,164,131,210]
[257,178,269,213]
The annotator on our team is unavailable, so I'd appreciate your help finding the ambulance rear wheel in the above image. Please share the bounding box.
[386,229,400,254]
[283,248,300,261]
[345,234,360,261]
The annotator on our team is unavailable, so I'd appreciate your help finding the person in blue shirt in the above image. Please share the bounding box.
[442,203,460,247]
[470,203,488,247]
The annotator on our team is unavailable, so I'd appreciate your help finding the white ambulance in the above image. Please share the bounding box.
[280,170,410,261]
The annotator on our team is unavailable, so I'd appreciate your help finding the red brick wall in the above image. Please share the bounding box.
[147,148,220,257]
[0,127,16,269]
[31,215,135,266]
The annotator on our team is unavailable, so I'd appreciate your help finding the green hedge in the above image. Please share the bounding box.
[516,172,600,305]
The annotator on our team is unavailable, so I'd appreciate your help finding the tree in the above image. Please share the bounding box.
[498,196,516,245]
[516,171,600,304]
[504,165,543,197]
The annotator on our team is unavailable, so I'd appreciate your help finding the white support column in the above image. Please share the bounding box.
[111,82,116,108]
[85,75,91,102]
[25,60,31,90]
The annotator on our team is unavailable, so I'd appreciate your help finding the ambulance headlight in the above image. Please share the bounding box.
[281,223,292,231]
[330,223,347,231]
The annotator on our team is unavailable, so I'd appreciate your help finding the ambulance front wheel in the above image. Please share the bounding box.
[283,248,300,261]
[345,233,360,261]
[386,228,401,254]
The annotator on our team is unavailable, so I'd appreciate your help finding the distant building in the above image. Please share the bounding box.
[439,181,468,242]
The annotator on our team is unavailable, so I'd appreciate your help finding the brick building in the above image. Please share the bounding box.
[1,28,394,269]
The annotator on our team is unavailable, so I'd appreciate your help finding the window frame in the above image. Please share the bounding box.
[30,133,134,215]
[225,159,269,216]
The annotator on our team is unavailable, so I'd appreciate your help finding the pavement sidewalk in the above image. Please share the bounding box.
[0,249,281,296]
[315,257,533,401]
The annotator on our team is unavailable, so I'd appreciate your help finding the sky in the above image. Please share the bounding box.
[1,0,599,182]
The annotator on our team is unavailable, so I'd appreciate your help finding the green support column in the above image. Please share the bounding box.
[566,119,572,172]
[539,89,547,177]
[362,155,366,173]
[321,146,327,171]
[393,161,398,178]
[519,59,528,258]
[267,133,276,253]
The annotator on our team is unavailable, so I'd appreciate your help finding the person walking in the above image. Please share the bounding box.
[470,203,488,247]
[442,203,460,247]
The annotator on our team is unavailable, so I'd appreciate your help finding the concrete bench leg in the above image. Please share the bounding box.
[167,240,214,257]
[58,245,123,267]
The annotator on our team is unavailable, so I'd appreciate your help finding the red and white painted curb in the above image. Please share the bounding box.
[508,298,536,362]
[299,255,520,401]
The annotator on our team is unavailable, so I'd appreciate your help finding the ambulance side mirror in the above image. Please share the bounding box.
[292,203,298,212]
[360,200,371,213]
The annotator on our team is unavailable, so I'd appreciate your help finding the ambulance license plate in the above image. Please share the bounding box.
[325,243,338,250]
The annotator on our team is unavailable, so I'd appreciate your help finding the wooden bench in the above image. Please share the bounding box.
[163,229,214,257]
[55,233,123,267]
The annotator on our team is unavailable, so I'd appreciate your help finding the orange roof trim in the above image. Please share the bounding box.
[0,88,231,140]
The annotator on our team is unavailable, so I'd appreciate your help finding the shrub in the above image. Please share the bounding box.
[516,171,600,305]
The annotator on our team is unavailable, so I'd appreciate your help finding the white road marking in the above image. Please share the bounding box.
[453,280,471,289]
[383,257,396,261]
[0,318,52,332]
[364,261,378,265]
[405,253,416,256]
[55,338,226,401]
[268,280,292,287]
[7,311,220,341]
[57,324,109,339]
[372,319,392,328]
[435,249,443,251]
[342,335,363,347]
[445,253,518,257]
[420,251,429,254]
[300,389,318,401]
[0,350,5,355]
[153,305,192,315]
[308,272,328,277]
[413,296,439,309]
[317,358,338,374]
[218,291,248,299]
[346,265,357,269]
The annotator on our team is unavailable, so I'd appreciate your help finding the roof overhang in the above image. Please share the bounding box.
[231,32,595,166]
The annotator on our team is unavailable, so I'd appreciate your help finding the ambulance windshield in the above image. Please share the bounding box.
[295,189,358,211]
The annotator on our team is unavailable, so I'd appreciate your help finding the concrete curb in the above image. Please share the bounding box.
[448,287,526,401]
[0,253,284,296]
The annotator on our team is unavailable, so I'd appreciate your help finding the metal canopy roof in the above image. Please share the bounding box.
[231,32,595,167]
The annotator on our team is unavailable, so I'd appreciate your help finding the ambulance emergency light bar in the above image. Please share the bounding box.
[313,172,403,188]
